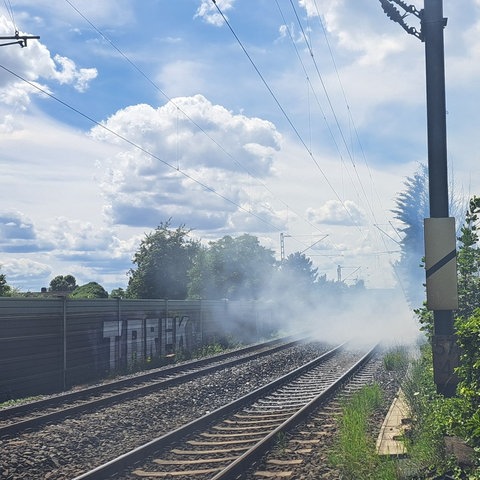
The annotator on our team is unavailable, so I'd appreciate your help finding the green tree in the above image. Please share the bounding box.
[0,270,12,297]
[127,220,199,299]
[270,252,318,300]
[49,274,77,293]
[391,164,429,307]
[187,245,213,299]
[71,282,109,299]
[456,196,480,320]
[455,311,480,447]
[282,252,318,286]
[110,287,126,298]
[188,234,276,300]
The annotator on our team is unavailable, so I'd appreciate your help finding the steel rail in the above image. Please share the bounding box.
[71,343,348,480]
[211,345,377,479]
[0,335,303,438]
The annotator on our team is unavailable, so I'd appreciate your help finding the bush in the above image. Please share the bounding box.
[402,342,480,478]
[454,311,480,449]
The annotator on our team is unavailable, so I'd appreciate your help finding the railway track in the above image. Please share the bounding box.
[0,336,303,438]
[72,343,379,480]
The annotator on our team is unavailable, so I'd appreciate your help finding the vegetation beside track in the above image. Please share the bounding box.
[330,383,398,479]
[401,340,479,479]
[328,340,479,480]
[327,346,408,479]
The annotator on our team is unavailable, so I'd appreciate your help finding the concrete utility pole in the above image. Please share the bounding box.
[379,0,458,397]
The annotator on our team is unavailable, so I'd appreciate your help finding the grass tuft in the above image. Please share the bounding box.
[383,346,410,372]
[330,384,398,479]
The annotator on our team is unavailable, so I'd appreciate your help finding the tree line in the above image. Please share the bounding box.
[122,220,358,301]
[0,219,360,300]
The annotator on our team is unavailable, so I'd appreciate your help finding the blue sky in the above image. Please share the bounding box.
[0,0,479,293]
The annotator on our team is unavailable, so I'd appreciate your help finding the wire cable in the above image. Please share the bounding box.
[211,0,362,231]
[3,0,16,32]
[63,0,328,239]
[0,62,286,234]
[288,0,378,228]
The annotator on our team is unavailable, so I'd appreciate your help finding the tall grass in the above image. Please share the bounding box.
[330,384,398,479]
[383,346,409,372]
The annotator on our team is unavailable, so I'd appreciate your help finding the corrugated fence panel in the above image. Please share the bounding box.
[0,298,274,400]
[65,300,119,388]
[0,298,64,400]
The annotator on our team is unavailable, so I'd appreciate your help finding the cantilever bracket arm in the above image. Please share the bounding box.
[391,0,422,18]
[0,32,40,48]
[379,0,424,41]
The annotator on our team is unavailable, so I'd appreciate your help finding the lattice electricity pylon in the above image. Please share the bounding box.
[0,31,40,47]
[379,0,424,41]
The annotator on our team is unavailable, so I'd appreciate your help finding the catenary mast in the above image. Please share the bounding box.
[379,0,458,397]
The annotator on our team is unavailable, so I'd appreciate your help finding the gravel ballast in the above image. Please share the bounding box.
[1,342,332,479]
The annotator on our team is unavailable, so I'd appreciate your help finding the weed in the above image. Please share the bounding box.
[329,384,398,480]
[275,431,288,454]
[383,346,410,372]
[0,395,43,409]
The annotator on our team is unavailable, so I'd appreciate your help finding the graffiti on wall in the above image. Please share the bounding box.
[103,316,193,370]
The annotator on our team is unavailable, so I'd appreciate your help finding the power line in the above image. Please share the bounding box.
[63,0,327,238]
[210,0,362,232]
[3,0,14,27]
[0,62,285,234]
[289,0,380,229]
[311,0,388,226]
[290,1,391,244]
[301,1,407,293]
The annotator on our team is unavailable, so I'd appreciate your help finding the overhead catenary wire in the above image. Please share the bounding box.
[210,0,362,232]
[273,0,347,176]
[274,0,366,227]
[308,0,398,248]
[277,1,407,293]
[210,0,407,286]
[310,0,388,226]
[296,1,408,295]
[287,0,397,276]
[3,0,16,31]
[0,63,285,234]
[288,0,379,228]
[62,0,327,240]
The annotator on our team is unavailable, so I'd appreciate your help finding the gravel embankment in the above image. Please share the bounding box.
[248,353,406,480]
[1,342,331,480]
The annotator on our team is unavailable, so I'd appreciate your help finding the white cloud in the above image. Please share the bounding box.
[306,200,367,226]
[1,258,51,284]
[0,211,138,290]
[194,0,236,26]
[11,0,134,27]
[298,0,322,18]
[0,210,51,252]
[93,95,281,174]
[0,14,97,107]
[91,95,284,231]
[48,218,116,252]
[51,55,97,92]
